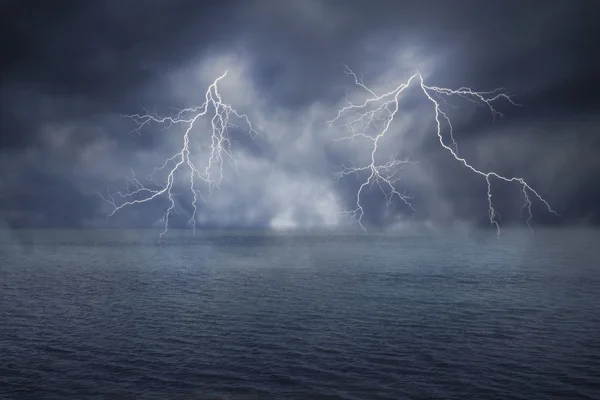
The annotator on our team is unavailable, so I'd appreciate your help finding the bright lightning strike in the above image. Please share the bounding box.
[100,71,259,241]
[327,66,558,236]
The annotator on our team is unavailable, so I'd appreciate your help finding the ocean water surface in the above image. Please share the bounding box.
[1,228,599,399]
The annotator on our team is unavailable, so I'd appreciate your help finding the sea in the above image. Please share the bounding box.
[1,228,599,399]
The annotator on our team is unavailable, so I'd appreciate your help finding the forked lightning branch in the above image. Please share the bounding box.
[327,66,558,236]
[100,71,259,240]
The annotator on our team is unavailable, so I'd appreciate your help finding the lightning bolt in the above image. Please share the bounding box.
[327,66,558,237]
[100,71,259,241]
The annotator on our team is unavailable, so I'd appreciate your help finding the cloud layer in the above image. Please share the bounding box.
[1,0,599,231]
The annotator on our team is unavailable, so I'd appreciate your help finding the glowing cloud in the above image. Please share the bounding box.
[100,71,259,241]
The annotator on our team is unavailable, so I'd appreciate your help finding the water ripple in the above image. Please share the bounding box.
[1,229,599,399]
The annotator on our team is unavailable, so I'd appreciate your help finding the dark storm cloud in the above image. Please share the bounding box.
[1,0,239,146]
[1,0,599,229]
[243,1,600,109]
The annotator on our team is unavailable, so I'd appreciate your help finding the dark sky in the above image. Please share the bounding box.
[1,0,599,231]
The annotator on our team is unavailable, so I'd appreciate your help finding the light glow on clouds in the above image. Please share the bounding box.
[97,48,558,235]
[99,53,349,233]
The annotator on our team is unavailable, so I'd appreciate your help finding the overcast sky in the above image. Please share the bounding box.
[1,0,599,232]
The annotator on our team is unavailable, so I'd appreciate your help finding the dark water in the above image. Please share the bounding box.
[1,228,599,399]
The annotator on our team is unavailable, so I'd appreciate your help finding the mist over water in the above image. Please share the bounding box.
[1,228,599,399]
